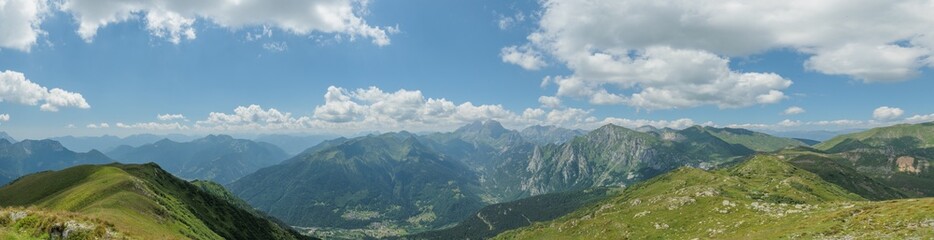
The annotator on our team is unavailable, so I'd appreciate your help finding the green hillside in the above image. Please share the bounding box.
[229,133,486,238]
[495,155,934,239]
[1,208,124,239]
[816,122,934,150]
[191,180,256,214]
[695,126,807,152]
[777,148,910,200]
[408,187,619,240]
[811,122,934,196]
[0,163,310,240]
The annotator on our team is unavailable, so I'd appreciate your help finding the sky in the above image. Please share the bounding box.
[1,0,934,139]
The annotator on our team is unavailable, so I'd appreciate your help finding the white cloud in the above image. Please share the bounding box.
[777,119,802,127]
[304,86,613,131]
[497,12,526,30]
[263,42,288,52]
[86,123,110,128]
[906,114,934,123]
[804,43,930,82]
[312,86,367,123]
[117,122,189,130]
[598,118,697,130]
[514,0,934,109]
[0,70,90,111]
[544,108,593,127]
[538,96,561,108]
[58,0,394,46]
[783,106,806,115]
[0,0,48,51]
[873,106,904,121]
[501,45,546,70]
[521,108,545,119]
[157,114,187,121]
[725,119,868,131]
[549,47,792,109]
[0,114,9,122]
[196,104,310,131]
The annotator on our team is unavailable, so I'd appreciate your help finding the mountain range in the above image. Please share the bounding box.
[0,132,14,143]
[252,134,337,155]
[107,135,290,184]
[0,139,114,185]
[50,134,200,153]
[228,120,813,238]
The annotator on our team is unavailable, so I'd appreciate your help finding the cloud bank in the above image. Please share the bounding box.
[507,0,934,109]
[0,0,394,51]
[0,70,90,112]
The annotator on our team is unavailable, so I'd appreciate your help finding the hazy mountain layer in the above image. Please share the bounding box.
[107,135,289,184]
[0,139,114,185]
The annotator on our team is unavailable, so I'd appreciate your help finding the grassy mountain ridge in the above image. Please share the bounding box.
[1,207,124,239]
[777,148,910,200]
[0,163,309,240]
[811,122,934,196]
[495,155,934,239]
[694,126,807,152]
[407,187,619,240]
[816,122,934,150]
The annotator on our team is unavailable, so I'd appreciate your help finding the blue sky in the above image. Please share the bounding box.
[1,0,933,139]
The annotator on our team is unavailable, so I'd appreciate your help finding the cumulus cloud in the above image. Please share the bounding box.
[0,0,48,51]
[0,114,9,122]
[547,47,792,109]
[906,114,934,123]
[262,42,288,52]
[196,104,310,131]
[157,114,187,121]
[309,86,524,130]
[538,96,561,108]
[777,119,802,127]
[117,122,189,130]
[783,106,806,115]
[725,119,868,131]
[194,86,769,133]
[598,118,699,130]
[497,12,525,30]
[501,45,546,70]
[512,0,934,109]
[873,106,904,121]
[0,70,90,111]
[56,0,394,46]
[86,123,110,128]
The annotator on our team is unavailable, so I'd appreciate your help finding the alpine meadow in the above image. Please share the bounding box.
[1,0,934,239]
